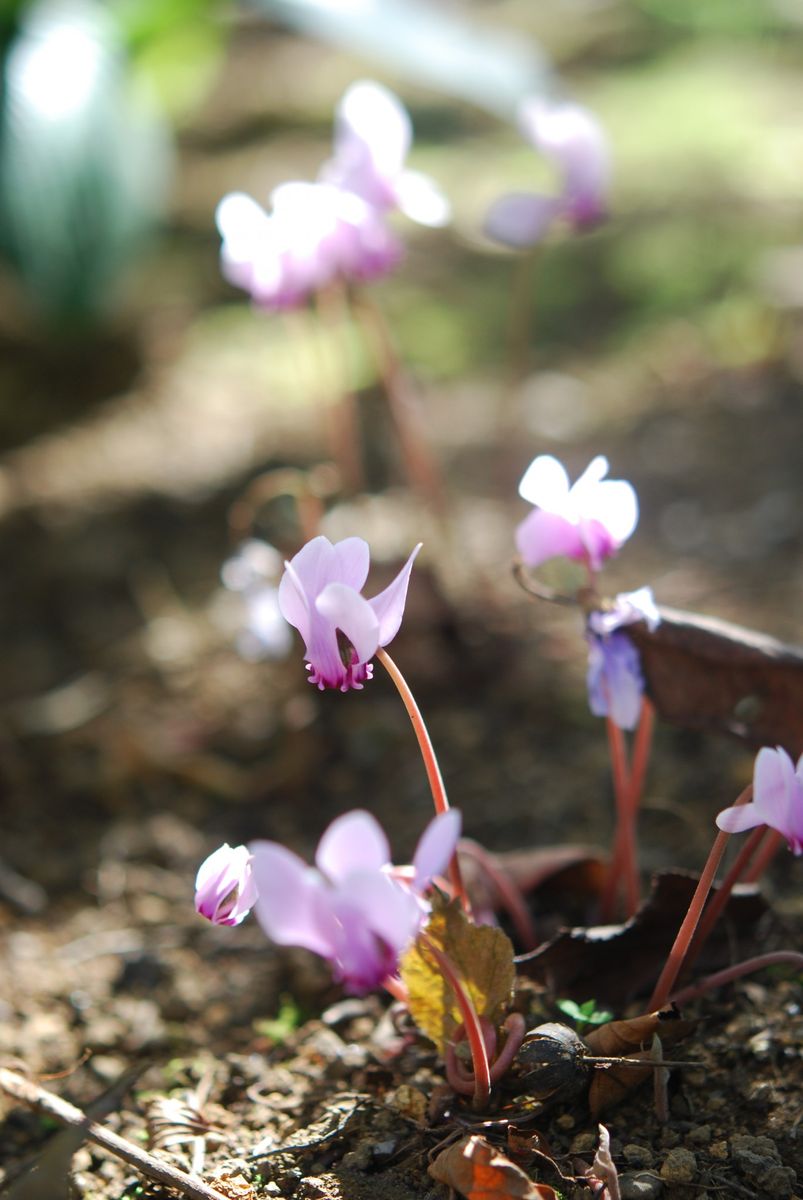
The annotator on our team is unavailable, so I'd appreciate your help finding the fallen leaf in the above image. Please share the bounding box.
[584,1008,695,1115]
[516,871,767,1006]
[429,1134,559,1200]
[400,894,515,1055]
[627,605,803,755]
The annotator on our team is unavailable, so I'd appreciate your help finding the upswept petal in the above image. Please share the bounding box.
[592,480,639,544]
[518,454,571,508]
[316,583,381,665]
[394,170,451,227]
[321,889,398,994]
[336,81,411,178]
[279,537,336,618]
[412,809,462,891]
[484,193,560,249]
[368,543,422,646]
[277,558,312,641]
[715,803,765,836]
[249,841,332,956]
[337,869,422,953]
[753,745,796,818]
[516,508,585,568]
[215,192,271,260]
[315,809,390,883]
[570,454,610,497]
[331,536,371,590]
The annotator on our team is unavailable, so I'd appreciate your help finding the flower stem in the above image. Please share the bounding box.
[422,935,491,1109]
[382,974,410,1005]
[648,783,752,1011]
[352,293,447,514]
[377,648,470,914]
[457,839,537,950]
[743,828,785,882]
[670,951,803,1006]
[602,716,639,918]
[683,823,767,974]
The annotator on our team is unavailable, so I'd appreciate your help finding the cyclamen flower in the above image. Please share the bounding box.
[485,99,609,248]
[195,843,257,926]
[221,539,293,661]
[279,535,421,691]
[250,808,461,994]
[516,454,638,572]
[586,588,660,731]
[717,746,803,855]
[216,181,401,311]
[322,80,450,227]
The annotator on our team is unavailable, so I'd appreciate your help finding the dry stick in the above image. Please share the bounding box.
[0,1068,230,1200]
[648,783,752,1011]
[353,294,447,515]
[377,648,470,914]
[670,951,803,1007]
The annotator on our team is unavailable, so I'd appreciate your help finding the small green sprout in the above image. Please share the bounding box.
[555,998,613,1032]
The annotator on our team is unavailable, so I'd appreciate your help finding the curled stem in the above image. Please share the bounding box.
[670,951,803,1007]
[649,783,752,1011]
[377,648,470,914]
[421,935,491,1109]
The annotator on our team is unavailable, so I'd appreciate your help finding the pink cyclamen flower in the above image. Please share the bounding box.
[216,181,402,311]
[279,535,421,691]
[717,746,803,855]
[195,843,258,926]
[586,587,660,731]
[516,455,638,572]
[249,808,461,994]
[322,80,450,227]
[484,98,609,248]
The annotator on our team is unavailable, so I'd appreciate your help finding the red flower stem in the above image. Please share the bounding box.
[457,839,537,950]
[605,716,639,918]
[352,293,447,515]
[629,696,655,820]
[377,649,471,915]
[743,828,785,882]
[648,783,752,1011]
[683,824,768,973]
[382,974,410,1005]
[421,935,491,1109]
[669,951,803,1007]
[315,284,364,493]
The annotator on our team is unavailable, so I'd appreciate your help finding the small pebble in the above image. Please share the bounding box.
[709,1140,729,1160]
[620,1171,664,1199]
[687,1124,712,1145]
[623,1144,655,1168]
[555,1112,574,1130]
[570,1131,598,1154]
[660,1147,697,1183]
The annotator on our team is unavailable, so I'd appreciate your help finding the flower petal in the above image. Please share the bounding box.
[368,543,422,646]
[278,536,336,633]
[194,843,256,926]
[515,508,585,568]
[412,809,461,891]
[591,480,639,545]
[249,841,333,956]
[331,537,371,591]
[484,193,560,248]
[715,804,765,836]
[315,810,390,883]
[395,169,451,227]
[586,633,644,731]
[518,454,571,508]
[316,582,381,665]
[340,869,422,954]
[336,80,411,180]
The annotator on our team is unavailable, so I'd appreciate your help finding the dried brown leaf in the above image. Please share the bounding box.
[585,1009,694,1115]
[428,1134,559,1200]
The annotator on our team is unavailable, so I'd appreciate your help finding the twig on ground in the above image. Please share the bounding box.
[0,1067,230,1200]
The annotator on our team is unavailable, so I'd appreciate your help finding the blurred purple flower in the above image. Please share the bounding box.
[586,587,660,731]
[195,843,257,926]
[221,540,292,662]
[717,746,803,855]
[249,808,461,994]
[516,455,638,572]
[279,535,421,692]
[216,181,401,311]
[322,80,450,227]
[485,99,609,248]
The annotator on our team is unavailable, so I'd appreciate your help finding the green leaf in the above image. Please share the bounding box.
[400,894,515,1055]
[555,997,614,1029]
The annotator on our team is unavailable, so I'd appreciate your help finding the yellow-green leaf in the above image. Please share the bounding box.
[400,894,515,1054]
